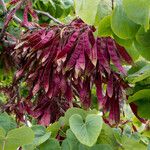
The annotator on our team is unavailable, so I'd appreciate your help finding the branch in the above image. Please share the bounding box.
[0,0,29,29]
[0,0,24,40]
[35,10,63,25]
[13,15,35,30]
[0,0,31,40]
[13,15,22,24]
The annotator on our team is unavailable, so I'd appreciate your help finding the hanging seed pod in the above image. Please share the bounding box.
[11,19,132,125]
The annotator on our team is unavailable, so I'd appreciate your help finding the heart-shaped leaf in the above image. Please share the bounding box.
[69,114,103,147]
[64,108,97,125]
[23,125,50,150]
[0,112,17,133]
[0,126,34,150]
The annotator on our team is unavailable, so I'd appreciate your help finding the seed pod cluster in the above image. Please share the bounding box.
[13,19,132,125]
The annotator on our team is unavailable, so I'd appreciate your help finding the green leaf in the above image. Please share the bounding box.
[47,122,60,138]
[34,0,56,17]
[65,129,80,150]
[64,108,97,125]
[90,144,113,150]
[124,44,140,61]
[0,127,34,150]
[97,124,118,150]
[74,0,100,25]
[31,125,50,146]
[136,27,150,47]
[136,100,150,119]
[111,3,139,39]
[113,34,133,47]
[113,128,122,145]
[148,143,150,150]
[98,15,112,37]
[123,0,150,31]
[38,138,61,150]
[61,129,80,150]
[78,144,113,150]
[0,113,17,133]
[142,130,150,138]
[48,0,56,16]
[95,0,112,26]
[0,127,5,149]
[128,61,148,75]
[69,114,103,147]
[128,89,150,103]
[127,64,150,83]
[62,129,112,150]
[61,139,71,150]
[134,40,150,61]
[0,127,6,139]
[64,108,87,125]
[54,3,64,18]
[121,135,147,150]
[23,125,50,150]
[62,0,74,9]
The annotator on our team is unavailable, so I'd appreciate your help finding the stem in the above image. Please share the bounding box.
[2,140,6,150]
[35,10,63,25]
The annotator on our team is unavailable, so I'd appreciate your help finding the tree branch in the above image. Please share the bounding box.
[35,10,63,25]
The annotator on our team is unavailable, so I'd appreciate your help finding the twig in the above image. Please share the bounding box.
[0,0,29,29]
[13,15,22,24]
[13,15,35,30]
[0,0,28,40]
[0,0,7,13]
[35,10,63,25]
